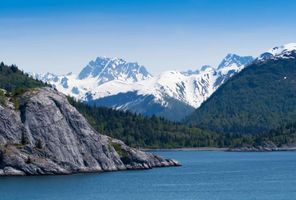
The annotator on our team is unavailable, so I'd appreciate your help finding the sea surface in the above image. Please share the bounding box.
[0,151,295,200]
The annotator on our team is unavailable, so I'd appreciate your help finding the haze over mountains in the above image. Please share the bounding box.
[34,54,254,121]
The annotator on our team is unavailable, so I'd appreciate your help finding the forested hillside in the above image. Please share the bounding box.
[67,97,296,149]
[0,62,47,94]
[229,122,296,149]
[186,55,296,135]
[68,97,225,148]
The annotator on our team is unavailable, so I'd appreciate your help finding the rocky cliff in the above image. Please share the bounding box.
[0,88,179,176]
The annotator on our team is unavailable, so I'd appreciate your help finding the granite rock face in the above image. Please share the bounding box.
[0,88,179,176]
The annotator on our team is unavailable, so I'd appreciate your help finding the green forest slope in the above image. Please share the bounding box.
[186,55,296,135]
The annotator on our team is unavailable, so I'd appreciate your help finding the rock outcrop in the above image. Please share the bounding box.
[0,88,179,176]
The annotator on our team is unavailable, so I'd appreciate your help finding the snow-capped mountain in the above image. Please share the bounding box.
[34,54,254,121]
[258,43,296,61]
[35,57,152,99]
[78,57,152,83]
[218,54,253,70]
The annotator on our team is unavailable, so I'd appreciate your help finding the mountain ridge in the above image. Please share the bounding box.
[34,54,254,120]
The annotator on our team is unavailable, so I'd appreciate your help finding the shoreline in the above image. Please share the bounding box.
[142,146,296,152]
[142,147,228,152]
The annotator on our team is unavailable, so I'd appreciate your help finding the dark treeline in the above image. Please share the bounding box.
[232,122,296,148]
[0,62,47,95]
[68,97,225,148]
[69,97,296,149]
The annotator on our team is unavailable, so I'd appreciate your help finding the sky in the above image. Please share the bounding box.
[0,0,296,75]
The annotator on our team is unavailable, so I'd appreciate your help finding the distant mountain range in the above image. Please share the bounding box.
[32,54,254,121]
[186,43,296,134]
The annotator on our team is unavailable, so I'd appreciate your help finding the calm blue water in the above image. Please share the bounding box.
[0,151,296,200]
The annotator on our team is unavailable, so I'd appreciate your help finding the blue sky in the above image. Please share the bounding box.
[1,0,296,75]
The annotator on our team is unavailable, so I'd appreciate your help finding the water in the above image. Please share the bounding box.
[0,151,296,200]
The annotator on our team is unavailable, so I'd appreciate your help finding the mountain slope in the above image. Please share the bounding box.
[35,54,253,121]
[218,54,253,70]
[186,43,296,135]
[88,92,195,121]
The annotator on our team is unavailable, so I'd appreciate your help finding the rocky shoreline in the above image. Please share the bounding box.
[0,88,180,176]
[229,146,296,152]
[0,156,180,176]
[228,141,296,152]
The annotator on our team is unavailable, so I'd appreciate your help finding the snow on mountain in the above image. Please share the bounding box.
[218,54,253,70]
[87,67,218,108]
[36,57,152,98]
[78,57,152,84]
[258,43,296,61]
[34,54,254,120]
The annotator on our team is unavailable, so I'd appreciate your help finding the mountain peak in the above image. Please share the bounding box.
[218,54,254,70]
[78,57,152,84]
[94,56,126,64]
[258,43,296,61]
[268,43,296,55]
